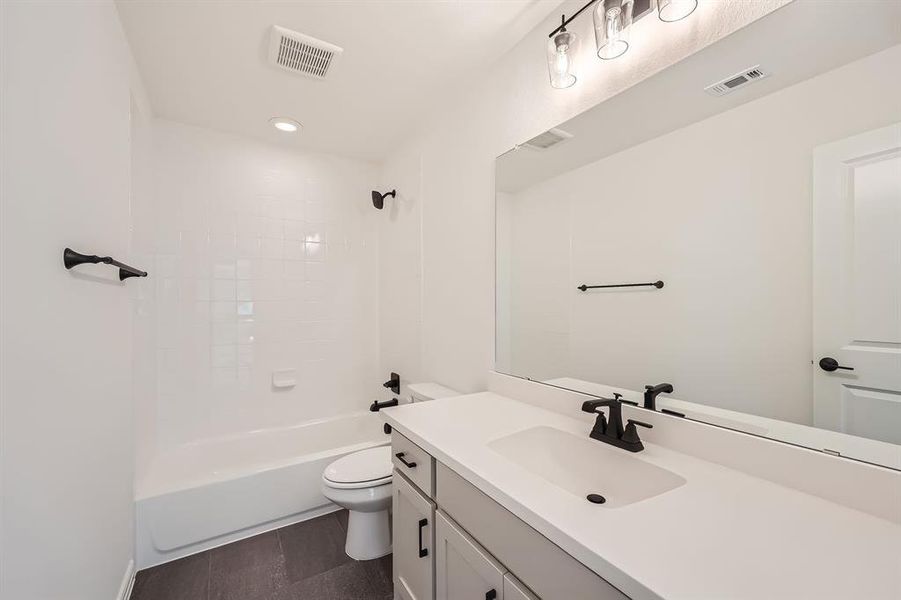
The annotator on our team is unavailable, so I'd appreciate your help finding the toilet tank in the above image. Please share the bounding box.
[408,382,459,403]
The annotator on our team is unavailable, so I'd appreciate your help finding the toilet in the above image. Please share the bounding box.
[321,382,459,560]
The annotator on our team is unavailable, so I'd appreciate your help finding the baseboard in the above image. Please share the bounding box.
[116,559,136,600]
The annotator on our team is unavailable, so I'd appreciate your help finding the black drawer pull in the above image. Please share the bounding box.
[486,590,497,600]
[395,452,417,468]
[418,518,428,558]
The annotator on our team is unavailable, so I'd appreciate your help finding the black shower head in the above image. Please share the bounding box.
[371,189,396,210]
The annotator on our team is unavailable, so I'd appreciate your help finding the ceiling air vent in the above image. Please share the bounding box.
[704,66,769,97]
[523,128,573,150]
[268,25,343,80]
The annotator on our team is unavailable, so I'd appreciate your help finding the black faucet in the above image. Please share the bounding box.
[581,393,653,452]
[643,383,674,411]
[382,372,400,395]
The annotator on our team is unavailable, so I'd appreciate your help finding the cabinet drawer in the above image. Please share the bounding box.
[436,462,629,600]
[392,431,434,498]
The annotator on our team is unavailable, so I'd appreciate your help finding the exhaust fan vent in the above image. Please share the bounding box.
[523,128,573,150]
[268,25,343,80]
[704,66,769,97]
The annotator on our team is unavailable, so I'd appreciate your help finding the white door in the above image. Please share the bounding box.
[393,471,435,600]
[435,511,506,600]
[813,123,901,450]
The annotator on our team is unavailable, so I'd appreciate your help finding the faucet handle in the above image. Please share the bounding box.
[622,419,653,447]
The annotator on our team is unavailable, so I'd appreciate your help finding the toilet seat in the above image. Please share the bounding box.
[323,446,392,490]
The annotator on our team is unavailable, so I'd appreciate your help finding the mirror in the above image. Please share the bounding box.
[495,1,901,470]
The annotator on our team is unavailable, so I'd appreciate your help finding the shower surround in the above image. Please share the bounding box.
[133,119,381,482]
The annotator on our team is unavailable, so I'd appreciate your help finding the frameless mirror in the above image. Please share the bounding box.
[495,1,901,470]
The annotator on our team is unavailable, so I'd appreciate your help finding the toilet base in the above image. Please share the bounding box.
[345,508,391,560]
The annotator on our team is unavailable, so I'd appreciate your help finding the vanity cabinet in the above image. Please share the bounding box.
[391,431,620,600]
[504,575,539,600]
[392,470,434,600]
[435,511,505,600]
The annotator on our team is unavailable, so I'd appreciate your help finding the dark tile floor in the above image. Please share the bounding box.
[131,510,393,600]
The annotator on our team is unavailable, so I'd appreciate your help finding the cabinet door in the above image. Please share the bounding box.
[504,574,539,600]
[393,470,435,600]
[435,511,506,600]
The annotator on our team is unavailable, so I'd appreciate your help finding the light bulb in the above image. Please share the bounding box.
[554,45,570,76]
[269,117,301,133]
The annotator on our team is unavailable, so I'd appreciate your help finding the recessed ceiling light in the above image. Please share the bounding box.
[269,117,301,133]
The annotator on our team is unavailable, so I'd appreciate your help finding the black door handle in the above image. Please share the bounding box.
[395,452,417,468]
[418,518,428,558]
[819,357,854,372]
[485,590,497,600]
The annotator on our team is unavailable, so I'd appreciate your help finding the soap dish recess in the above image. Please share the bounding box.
[272,369,296,389]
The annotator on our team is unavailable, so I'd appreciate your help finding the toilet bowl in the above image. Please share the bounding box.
[321,445,393,560]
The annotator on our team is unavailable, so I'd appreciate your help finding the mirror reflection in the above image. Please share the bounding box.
[495,1,901,469]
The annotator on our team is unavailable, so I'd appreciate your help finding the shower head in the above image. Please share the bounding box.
[371,189,396,210]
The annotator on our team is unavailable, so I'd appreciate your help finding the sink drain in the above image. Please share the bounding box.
[586,493,606,504]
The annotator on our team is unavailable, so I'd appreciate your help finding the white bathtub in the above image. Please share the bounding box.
[136,411,389,568]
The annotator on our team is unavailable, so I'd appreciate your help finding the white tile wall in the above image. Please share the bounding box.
[134,119,379,455]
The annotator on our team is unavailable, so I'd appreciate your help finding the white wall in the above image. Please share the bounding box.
[134,120,381,461]
[499,46,901,425]
[1,1,139,598]
[379,0,789,394]
[378,149,424,398]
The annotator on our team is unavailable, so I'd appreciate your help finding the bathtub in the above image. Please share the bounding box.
[136,411,389,568]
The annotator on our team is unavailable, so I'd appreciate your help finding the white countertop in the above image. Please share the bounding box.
[382,392,901,600]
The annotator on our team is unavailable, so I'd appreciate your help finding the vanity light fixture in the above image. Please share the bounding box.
[547,0,697,88]
[547,17,579,89]
[269,117,301,133]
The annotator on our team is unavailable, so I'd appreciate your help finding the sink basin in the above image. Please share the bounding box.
[488,426,686,508]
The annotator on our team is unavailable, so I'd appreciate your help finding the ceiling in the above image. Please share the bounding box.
[497,0,901,192]
[117,0,562,161]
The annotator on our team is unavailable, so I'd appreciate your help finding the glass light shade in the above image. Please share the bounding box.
[594,0,634,60]
[547,29,579,89]
[658,0,697,22]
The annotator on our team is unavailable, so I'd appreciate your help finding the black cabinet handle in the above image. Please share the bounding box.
[485,590,497,600]
[819,357,854,372]
[418,518,428,558]
[395,452,417,468]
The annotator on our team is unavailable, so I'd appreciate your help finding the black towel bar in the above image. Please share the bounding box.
[63,247,148,281]
[577,280,664,291]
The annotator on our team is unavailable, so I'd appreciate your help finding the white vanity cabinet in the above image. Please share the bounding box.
[392,471,435,600]
[435,511,505,600]
[504,575,539,600]
[391,431,620,600]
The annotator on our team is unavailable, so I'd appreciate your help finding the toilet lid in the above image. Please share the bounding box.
[324,446,392,486]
